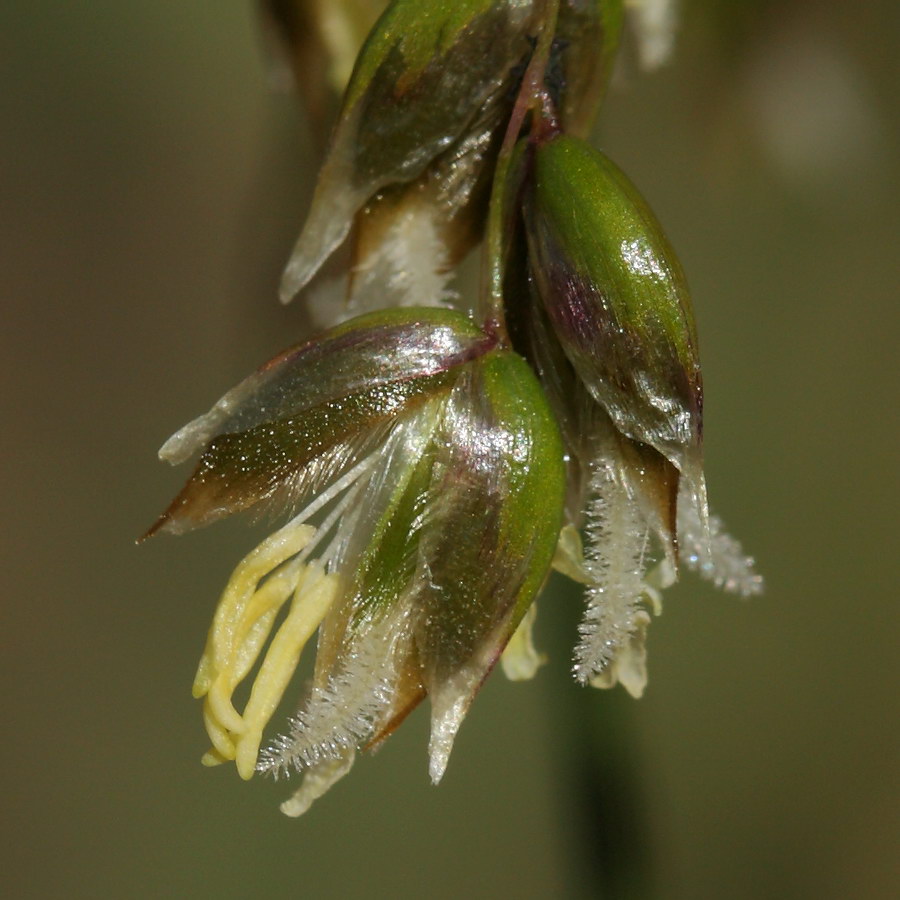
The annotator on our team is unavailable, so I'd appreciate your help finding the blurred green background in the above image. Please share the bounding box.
[3,1,898,897]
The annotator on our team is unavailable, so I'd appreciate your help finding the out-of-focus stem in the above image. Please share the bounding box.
[544,576,656,898]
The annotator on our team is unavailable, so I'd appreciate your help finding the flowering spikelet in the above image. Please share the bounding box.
[147,0,763,817]
[279,0,543,302]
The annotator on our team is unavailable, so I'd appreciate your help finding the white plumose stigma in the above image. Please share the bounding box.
[258,608,408,774]
[677,487,764,598]
[573,455,654,692]
[351,198,456,311]
[306,199,457,329]
[570,465,763,698]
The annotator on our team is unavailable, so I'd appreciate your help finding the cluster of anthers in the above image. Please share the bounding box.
[145,0,762,817]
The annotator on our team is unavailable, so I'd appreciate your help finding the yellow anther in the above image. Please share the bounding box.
[191,522,338,778]
[500,603,547,681]
[235,564,337,779]
[201,698,236,760]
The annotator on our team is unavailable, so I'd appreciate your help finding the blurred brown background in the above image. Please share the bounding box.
[2,1,898,897]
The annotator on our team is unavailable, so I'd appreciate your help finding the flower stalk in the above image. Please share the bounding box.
[480,0,561,342]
